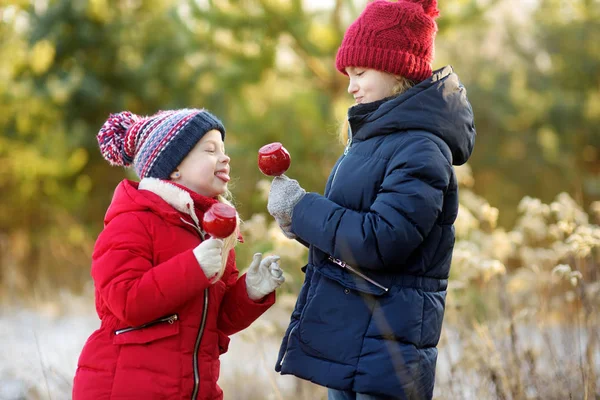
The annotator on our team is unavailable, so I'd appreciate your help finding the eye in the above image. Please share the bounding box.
[356,71,365,77]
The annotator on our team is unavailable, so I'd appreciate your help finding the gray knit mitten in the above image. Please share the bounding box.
[277,219,296,239]
[267,175,306,236]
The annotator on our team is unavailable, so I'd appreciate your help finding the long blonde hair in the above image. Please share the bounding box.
[338,74,417,144]
[213,190,242,281]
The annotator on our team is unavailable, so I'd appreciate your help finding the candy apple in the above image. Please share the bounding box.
[258,142,291,176]
[203,203,237,239]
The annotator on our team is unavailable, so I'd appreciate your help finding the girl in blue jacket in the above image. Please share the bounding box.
[267,0,476,399]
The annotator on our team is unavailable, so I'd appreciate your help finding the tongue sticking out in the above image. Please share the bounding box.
[215,171,230,182]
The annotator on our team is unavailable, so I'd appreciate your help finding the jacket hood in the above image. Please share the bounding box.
[104,180,180,226]
[348,66,476,165]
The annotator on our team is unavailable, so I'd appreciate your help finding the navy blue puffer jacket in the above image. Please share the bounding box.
[274,66,476,399]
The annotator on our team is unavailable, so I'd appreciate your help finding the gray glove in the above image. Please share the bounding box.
[267,175,306,237]
[277,219,297,239]
[246,253,285,300]
[192,238,223,282]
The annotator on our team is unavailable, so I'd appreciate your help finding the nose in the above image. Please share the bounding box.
[220,153,230,164]
[347,77,358,95]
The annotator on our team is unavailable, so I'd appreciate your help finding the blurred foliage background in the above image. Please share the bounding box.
[0,0,598,294]
[0,0,599,398]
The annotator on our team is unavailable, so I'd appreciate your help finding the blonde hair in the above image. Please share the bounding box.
[338,74,417,144]
[212,190,242,282]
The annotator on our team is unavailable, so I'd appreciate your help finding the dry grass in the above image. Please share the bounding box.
[1,166,599,399]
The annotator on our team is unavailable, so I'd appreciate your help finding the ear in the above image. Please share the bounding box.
[170,169,181,180]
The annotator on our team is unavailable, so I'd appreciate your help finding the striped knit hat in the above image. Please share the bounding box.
[97,108,225,179]
[335,0,439,81]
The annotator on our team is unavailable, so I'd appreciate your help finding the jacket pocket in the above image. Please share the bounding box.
[113,314,179,345]
[297,270,377,362]
[319,260,388,296]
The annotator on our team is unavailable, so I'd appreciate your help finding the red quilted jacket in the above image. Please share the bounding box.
[72,179,275,400]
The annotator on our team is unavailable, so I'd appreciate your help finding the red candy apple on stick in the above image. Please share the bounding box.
[258,142,291,176]
[202,203,237,239]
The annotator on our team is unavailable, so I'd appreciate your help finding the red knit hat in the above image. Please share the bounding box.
[335,0,440,82]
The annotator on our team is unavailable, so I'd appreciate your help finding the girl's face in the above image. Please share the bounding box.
[345,67,398,104]
[172,129,230,198]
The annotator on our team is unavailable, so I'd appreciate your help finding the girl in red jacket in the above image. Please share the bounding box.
[73,108,285,400]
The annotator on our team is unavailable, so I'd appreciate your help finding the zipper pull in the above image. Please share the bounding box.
[168,315,178,324]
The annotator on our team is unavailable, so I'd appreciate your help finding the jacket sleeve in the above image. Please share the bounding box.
[291,135,452,270]
[217,251,275,336]
[92,212,211,327]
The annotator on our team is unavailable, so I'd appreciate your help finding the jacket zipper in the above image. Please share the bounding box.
[180,217,206,237]
[185,218,208,400]
[331,124,353,188]
[191,289,209,400]
[278,325,297,368]
[329,123,387,292]
[114,314,178,335]
[328,256,389,292]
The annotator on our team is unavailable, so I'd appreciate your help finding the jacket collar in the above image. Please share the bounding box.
[347,96,393,136]
[138,178,217,227]
[345,66,476,166]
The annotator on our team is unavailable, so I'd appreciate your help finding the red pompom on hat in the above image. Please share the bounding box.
[335,0,440,82]
[97,111,139,167]
[411,0,440,18]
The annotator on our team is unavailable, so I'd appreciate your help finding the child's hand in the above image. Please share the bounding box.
[245,253,285,301]
[193,238,224,281]
[267,175,305,236]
